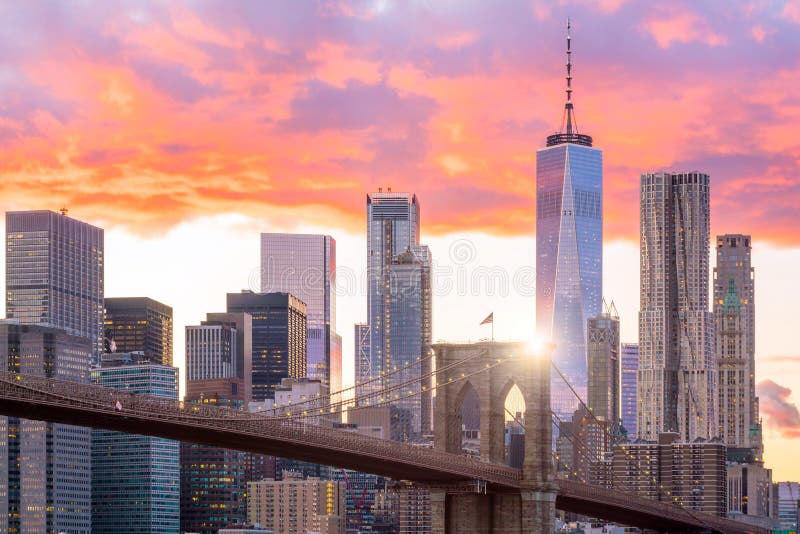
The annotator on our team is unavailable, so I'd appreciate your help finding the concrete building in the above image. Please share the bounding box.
[620,343,638,438]
[586,309,620,424]
[727,462,772,520]
[715,234,762,457]
[249,377,331,426]
[103,297,173,365]
[227,291,307,401]
[0,322,93,532]
[261,233,342,391]
[638,172,716,442]
[6,209,104,364]
[92,353,180,533]
[535,28,603,416]
[247,472,345,534]
[612,432,727,517]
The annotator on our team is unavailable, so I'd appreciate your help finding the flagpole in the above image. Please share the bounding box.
[492,317,495,342]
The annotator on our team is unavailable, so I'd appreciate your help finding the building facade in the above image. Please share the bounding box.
[535,29,602,416]
[586,310,620,424]
[103,297,173,365]
[714,234,762,457]
[387,246,432,440]
[227,291,307,401]
[92,355,180,533]
[638,171,716,442]
[727,462,772,520]
[620,343,639,439]
[354,322,370,400]
[261,233,341,391]
[0,322,92,533]
[6,210,104,364]
[612,433,727,517]
[775,481,800,531]
[366,190,419,391]
[180,378,249,534]
[248,473,346,534]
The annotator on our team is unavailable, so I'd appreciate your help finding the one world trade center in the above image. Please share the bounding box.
[536,22,602,416]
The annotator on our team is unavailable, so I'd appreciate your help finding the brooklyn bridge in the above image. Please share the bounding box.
[0,341,764,534]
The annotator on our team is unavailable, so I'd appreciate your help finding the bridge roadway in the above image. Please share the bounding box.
[0,372,766,534]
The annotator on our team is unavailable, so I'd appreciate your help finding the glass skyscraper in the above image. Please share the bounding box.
[227,291,307,401]
[0,322,93,533]
[365,191,431,441]
[535,27,602,415]
[91,354,180,533]
[620,343,639,439]
[6,210,104,365]
[260,233,341,392]
[104,297,174,365]
[367,190,420,389]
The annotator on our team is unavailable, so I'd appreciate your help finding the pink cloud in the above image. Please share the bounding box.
[758,379,800,438]
[641,6,728,48]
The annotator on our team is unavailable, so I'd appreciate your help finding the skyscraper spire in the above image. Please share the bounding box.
[565,18,573,134]
[547,18,592,147]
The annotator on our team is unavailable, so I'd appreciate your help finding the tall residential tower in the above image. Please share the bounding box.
[536,24,603,414]
[638,171,716,442]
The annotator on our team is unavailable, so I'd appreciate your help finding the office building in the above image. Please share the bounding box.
[103,297,173,365]
[620,343,638,438]
[727,462,772,520]
[612,433,727,517]
[586,308,620,424]
[248,472,346,534]
[714,235,762,457]
[638,171,716,442]
[775,482,800,531]
[92,353,180,533]
[182,310,272,533]
[6,209,104,364]
[227,291,307,401]
[366,190,419,387]
[181,377,249,533]
[387,245,432,439]
[535,27,603,416]
[261,233,342,391]
[0,322,92,533]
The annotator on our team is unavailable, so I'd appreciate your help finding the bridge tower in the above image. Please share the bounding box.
[432,341,555,533]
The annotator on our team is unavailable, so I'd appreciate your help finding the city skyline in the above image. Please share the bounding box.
[0,0,799,486]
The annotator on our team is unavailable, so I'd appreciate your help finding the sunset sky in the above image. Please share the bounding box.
[1,1,800,479]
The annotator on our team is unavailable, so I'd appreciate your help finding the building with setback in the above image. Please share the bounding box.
[103,297,173,365]
[227,291,306,401]
[92,352,180,533]
[586,308,620,424]
[535,26,603,416]
[6,209,104,364]
[638,171,716,442]
[261,233,342,392]
[0,322,93,533]
[714,235,762,457]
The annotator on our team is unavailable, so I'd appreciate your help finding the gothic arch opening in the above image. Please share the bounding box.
[500,378,526,467]
[454,380,480,456]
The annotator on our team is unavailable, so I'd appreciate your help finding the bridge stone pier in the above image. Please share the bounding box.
[432,341,555,533]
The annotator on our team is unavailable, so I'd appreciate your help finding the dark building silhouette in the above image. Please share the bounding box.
[104,297,173,365]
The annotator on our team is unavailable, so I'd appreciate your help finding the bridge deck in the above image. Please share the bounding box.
[0,373,768,534]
